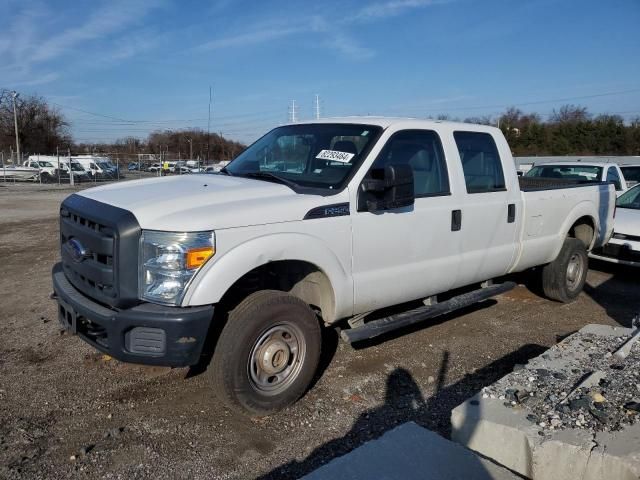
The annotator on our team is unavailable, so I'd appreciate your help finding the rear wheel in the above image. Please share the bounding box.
[541,238,588,303]
[40,172,53,183]
[209,290,321,415]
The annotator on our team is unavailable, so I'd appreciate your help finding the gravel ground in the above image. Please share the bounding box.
[0,184,638,479]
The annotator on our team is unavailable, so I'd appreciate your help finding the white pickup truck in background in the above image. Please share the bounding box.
[52,118,615,414]
[525,161,628,195]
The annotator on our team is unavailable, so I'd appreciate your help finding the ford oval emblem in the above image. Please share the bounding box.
[68,238,89,262]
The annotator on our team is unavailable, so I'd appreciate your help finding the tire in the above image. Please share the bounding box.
[209,290,321,415]
[40,173,53,184]
[541,238,588,303]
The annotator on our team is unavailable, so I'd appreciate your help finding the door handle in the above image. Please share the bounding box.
[451,209,462,231]
[507,204,516,223]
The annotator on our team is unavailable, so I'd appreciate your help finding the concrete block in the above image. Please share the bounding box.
[304,422,521,480]
[451,324,640,480]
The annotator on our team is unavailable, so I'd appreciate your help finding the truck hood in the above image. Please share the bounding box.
[614,207,640,237]
[79,174,337,231]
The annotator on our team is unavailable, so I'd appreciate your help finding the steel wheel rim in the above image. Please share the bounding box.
[248,322,306,396]
[566,253,584,291]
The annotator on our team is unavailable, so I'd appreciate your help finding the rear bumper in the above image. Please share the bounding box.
[52,263,214,367]
[589,241,640,267]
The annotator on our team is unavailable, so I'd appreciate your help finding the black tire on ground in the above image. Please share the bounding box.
[209,290,322,415]
[541,237,588,303]
[40,173,53,183]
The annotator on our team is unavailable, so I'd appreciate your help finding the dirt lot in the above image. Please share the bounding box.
[0,183,638,479]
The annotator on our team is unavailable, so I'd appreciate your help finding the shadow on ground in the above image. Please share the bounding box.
[583,259,639,328]
[259,344,545,479]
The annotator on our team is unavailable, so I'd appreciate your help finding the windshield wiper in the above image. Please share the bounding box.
[240,171,299,191]
[219,166,232,176]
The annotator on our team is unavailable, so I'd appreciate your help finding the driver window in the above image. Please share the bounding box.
[370,130,450,197]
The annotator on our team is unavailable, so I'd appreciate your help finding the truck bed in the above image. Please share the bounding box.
[518,176,606,191]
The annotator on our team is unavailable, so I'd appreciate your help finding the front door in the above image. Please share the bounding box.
[351,129,462,314]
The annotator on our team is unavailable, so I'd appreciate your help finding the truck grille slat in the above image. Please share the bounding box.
[60,194,141,308]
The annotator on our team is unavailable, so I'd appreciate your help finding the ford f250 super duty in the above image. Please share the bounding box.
[52,118,615,414]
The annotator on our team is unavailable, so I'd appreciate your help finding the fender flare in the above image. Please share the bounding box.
[183,232,352,321]
[551,200,603,261]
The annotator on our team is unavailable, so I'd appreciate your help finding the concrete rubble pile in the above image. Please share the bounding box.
[482,320,640,435]
[451,322,640,480]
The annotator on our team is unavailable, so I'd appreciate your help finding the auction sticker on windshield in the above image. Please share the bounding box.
[316,149,355,163]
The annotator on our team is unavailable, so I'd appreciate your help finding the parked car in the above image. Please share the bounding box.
[52,118,615,415]
[24,158,58,183]
[525,162,628,195]
[147,163,162,172]
[128,162,141,171]
[590,183,640,266]
[620,165,640,188]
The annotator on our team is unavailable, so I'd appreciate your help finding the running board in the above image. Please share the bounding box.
[340,281,516,344]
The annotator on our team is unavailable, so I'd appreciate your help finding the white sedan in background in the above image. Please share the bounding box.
[590,184,640,267]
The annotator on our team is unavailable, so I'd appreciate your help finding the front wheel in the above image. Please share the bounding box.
[209,290,321,415]
[541,238,588,303]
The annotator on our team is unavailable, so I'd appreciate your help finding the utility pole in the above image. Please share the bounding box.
[207,86,213,163]
[314,94,321,120]
[288,100,298,123]
[68,148,74,186]
[186,137,193,161]
[11,91,20,165]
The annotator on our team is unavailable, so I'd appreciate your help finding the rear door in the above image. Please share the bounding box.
[451,131,521,287]
[351,128,462,313]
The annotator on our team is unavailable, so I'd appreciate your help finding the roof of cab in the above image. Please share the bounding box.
[287,116,501,132]
[534,161,617,168]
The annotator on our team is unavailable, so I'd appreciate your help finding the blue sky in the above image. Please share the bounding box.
[1,0,639,144]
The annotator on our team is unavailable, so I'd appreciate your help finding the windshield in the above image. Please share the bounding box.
[526,165,603,181]
[621,166,640,183]
[616,185,640,209]
[39,161,54,167]
[226,123,382,190]
[69,162,84,172]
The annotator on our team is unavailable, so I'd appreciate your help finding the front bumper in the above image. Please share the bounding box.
[52,263,214,367]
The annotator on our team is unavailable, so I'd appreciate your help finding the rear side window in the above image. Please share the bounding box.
[371,130,450,196]
[454,132,506,193]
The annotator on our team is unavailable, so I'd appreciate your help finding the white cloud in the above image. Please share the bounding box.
[197,0,447,59]
[353,0,447,22]
[30,0,165,62]
[0,0,165,87]
[325,34,375,60]
[199,24,305,50]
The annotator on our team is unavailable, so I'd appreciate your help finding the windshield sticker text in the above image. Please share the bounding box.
[316,149,355,163]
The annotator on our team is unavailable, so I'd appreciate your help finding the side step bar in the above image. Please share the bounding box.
[340,281,516,344]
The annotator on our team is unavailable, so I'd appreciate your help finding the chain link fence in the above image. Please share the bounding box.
[0,151,230,186]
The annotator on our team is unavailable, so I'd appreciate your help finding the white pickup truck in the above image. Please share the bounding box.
[525,161,629,195]
[52,118,615,414]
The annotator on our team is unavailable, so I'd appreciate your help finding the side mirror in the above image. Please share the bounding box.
[360,163,415,212]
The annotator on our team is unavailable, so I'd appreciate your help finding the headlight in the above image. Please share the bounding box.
[139,230,215,305]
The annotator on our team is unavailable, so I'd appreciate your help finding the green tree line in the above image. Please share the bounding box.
[444,105,640,156]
